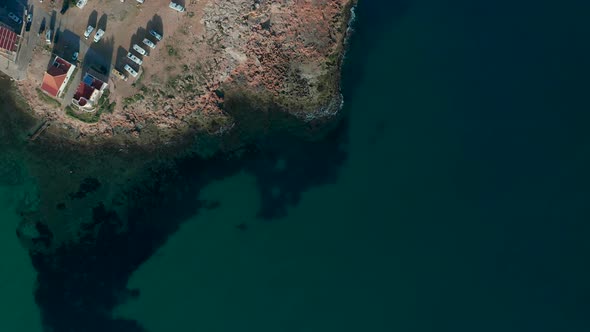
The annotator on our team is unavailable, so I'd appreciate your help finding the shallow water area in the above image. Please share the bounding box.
[0,184,42,332]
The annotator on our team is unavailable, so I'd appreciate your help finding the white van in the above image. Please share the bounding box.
[169,2,185,12]
[124,64,138,77]
[76,0,88,8]
[45,29,52,44]
[127,53,143,65]
[133,44,147,56]
[84,25,94,39]
[149,29,162,41]
[93,29,104,43]
[143,38,156,49]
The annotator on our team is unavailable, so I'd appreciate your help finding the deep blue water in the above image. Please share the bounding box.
[1,0,590,331]
[116,1,590,330]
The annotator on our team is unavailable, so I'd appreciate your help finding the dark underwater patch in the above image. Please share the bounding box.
[69,177,102,200]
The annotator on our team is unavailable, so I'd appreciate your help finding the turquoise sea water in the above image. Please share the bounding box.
[0,184,41,332]
[2,0,590,331]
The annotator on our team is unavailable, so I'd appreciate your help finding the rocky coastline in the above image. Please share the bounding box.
[13,0,357,146]
[1,0,359,252]
[0,2,359,331]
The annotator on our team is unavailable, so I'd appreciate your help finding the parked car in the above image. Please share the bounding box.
[45,29,52,44]
[149,29,162,41]
[8,12,22,24]
[169,2,185,12]
[25,13,32,31]
[94,29,105,43]
[72,52,79,62]
[84,25,94,39]
[127,52,143,65]
[112,68,128,81]
[136,0,144,3]
[133,44,147,56]
[76,0,88,8]
[124,64,138,77]
[142,38,156,49]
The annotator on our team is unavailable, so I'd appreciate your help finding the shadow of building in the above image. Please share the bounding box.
[51,29,81,62]
[83,37,114,83]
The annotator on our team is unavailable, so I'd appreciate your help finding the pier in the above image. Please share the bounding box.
[28,120,50,141]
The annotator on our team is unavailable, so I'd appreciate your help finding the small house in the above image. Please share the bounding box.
[40,56,76,98]
[72,72,108,112]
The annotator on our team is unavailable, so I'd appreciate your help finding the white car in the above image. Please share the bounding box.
[124,64,138,77]
[133,44,147,56]
[136,0,144,3]
[127,52,142,65]
[8,12,22,24]
[45,29,52,44]
[76,0,88,8]
[169,2,185,12]
[93,29,105,42]
[84,25,94,39]
[142,38,156,49]
[149,29,162,41]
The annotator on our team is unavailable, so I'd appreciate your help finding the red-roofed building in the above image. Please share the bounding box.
[41,56,76,98]
[0,25,18,58]
[72,72,108,112]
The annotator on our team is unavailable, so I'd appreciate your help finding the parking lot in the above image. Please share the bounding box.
[45,0,191,99]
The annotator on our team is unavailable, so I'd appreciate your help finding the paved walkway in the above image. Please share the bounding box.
[0,55,22,79]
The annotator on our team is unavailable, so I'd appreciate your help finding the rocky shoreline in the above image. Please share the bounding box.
[0,2,360,331]
[1,1,360,253]
[14,0,357,145]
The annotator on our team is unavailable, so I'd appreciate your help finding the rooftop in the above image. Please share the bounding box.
[73,73,107,109]
[41,56,74,97]
[0,26,18,53]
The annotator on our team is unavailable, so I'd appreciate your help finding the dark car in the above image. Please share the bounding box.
[8,12,22,24]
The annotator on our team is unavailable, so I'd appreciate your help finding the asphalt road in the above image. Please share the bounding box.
[16,6,52,73]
